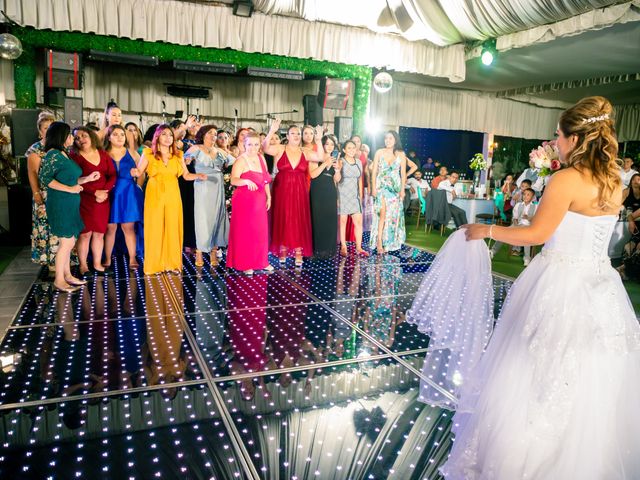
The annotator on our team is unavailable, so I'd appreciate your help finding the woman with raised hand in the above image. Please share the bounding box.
[70,127,117,274]
[309,134,339,258]
[132,125,207,275]
[103,124,143,270]
[185,125,235,268]
[370,130,407,253]
[226,132,273,275]
[39,122,100,291]
[262,119,323,266]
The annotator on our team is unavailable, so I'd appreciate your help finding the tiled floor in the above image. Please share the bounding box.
[0,241,512,479]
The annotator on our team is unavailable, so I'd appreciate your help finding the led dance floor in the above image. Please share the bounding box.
[0,240,512,479]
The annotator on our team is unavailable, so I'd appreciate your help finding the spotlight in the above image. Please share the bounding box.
[480,39,497,66]
[366,117,381,134]
[232,0,253,17]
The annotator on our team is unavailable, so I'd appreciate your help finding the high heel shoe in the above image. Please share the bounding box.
[65,276,87,286]
[195,250,204,267]
[54,282,81,293]
[356,249,370,257]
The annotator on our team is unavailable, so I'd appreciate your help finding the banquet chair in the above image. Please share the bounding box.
[424,189,450,236]
[415,187,427,227]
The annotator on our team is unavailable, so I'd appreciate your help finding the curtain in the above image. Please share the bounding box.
[0,59,14,102]
[2,0,466,82]
[618,104,640,142]
[496,0,640,52]
[371,81,562,139]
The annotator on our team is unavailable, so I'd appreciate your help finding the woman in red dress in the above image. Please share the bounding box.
[226,132,274,275]
[262,119,323,266]
[70,127,117,274]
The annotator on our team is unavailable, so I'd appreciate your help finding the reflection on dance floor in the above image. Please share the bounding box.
[0,242,511,479]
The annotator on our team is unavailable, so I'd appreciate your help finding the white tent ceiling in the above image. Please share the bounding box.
[392,20,640,106]
[208,0,640,107]
[217,0,629,45]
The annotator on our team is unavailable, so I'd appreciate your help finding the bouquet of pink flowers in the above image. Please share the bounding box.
[529,140,561,177]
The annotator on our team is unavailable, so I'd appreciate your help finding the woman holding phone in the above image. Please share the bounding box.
[309,134,340,258]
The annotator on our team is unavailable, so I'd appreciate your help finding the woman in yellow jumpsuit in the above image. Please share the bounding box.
[134,125,206,275]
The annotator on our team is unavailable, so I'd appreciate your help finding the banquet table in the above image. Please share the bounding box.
[452,198,495,224]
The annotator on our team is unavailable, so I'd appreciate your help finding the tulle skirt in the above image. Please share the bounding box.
[441,249,640,479]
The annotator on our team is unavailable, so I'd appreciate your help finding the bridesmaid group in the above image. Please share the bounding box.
[27,106,409,285]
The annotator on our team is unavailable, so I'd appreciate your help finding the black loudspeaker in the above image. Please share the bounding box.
[64,97,84,129]
[10,109,40,158]
[44,88,65,107]
[45,50,82,89]
[318,78,351,109]
[303,95,323,126]
[334,116,353,144]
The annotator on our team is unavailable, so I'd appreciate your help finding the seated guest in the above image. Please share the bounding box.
[437,171,467,227]
[623,173,640,213]
[620,157,638,187]
[500,173,516,218]
[431,166,448,189]
[423,157,435,171]
[404,170,430,213]
[510,178,532,207]
[516,160,539,188]
[490,188,537,266]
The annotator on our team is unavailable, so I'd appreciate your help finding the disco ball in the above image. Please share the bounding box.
[373,71,393,93]
[0,33,23,60]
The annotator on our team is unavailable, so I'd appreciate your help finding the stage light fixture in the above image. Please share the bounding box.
[366,117,381,134]
[481,39,497,66]
[247,66,304,80]
[232,0,253,17]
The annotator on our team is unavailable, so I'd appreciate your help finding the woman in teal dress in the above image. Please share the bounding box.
[39,122,100,292]
[370,131,408,253]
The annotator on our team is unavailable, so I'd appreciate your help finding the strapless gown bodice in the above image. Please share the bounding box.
[542,210,617,261]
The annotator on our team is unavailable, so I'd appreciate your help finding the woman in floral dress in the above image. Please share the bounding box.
[370,131,407,253]
[26,111,78,268]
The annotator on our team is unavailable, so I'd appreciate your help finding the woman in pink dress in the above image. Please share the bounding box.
[262,119,323,266]
[226,132,274,275]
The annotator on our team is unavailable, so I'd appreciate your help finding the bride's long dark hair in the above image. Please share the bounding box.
[558,96,620,211]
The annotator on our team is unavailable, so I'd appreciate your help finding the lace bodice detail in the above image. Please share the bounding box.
[543,211,617,260]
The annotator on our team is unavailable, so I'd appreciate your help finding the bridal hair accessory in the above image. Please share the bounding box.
[583,113,609,124]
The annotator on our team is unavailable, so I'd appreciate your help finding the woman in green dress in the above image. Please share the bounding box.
[39,122,100,292]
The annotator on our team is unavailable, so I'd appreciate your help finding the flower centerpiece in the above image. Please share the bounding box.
[529,140,561,177]
[469,153,487,171]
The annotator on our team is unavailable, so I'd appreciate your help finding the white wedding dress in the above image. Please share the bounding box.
[441,211,640,479]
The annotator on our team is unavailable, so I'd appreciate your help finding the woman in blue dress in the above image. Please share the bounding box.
[103,124,143,270]
[185,125,235,267]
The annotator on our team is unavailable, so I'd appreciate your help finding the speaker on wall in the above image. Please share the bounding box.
[45,50,82,90]
[64,97,84,129]
[303,95,323,126]
[10,109,40,159]
[318,78,351,110]
[334,116,353,144]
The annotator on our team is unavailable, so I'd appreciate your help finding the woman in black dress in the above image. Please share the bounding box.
[309,135,340,258]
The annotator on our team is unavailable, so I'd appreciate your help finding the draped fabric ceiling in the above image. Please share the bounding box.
[2,0,640,139]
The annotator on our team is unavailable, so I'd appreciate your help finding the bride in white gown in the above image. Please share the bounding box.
[440,96,640,479]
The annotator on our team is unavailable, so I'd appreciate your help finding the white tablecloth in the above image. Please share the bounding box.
[452,198,495,224]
